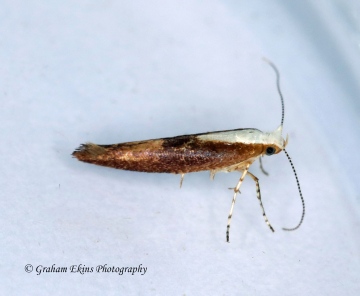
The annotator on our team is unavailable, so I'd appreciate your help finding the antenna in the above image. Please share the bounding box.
[263,58,285,127]
[282,149,305,231]
[263,58,305,231]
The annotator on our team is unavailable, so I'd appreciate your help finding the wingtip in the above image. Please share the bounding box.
[72,142,105,160]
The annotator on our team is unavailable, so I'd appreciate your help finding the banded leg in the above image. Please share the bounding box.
[247,171,274,232]
[226,164,250,243]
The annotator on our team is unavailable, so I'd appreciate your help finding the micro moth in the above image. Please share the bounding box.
[72,60,305,242]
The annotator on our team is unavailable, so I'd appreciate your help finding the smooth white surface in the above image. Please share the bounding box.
[1,0,359,295]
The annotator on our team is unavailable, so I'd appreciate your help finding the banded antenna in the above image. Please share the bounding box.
[264,58,305,231]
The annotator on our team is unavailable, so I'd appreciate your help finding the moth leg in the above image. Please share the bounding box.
[226,163,250,243]
[179,174,185,188]
[259,157,269,176]
[247,171,274,232]
[210,170,216,180]
[228,187,240,194]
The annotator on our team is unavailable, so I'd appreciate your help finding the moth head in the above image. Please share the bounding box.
[264,125,287,156]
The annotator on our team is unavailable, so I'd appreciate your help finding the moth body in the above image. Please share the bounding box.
[72,60,305,242]
[72,126,285,176]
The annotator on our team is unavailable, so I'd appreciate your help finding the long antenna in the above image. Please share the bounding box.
[282,149,305,231]
[263,58,305,231]
[263,58,285,127]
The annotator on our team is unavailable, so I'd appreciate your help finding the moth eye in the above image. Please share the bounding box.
[266,147,276,156]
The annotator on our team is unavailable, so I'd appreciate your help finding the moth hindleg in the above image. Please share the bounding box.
[179,173,185,188]
[210,170,216,180]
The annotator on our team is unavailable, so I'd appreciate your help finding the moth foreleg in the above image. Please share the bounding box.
[247,171,274,232]
[259,157,269,176]
[226,164,250,243]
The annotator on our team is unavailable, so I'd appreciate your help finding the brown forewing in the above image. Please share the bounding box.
[72,135,264,174]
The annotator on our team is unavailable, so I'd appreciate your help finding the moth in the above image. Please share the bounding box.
[72,60,305,242]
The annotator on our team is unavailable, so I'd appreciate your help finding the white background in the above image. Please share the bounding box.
[1,0,359,295]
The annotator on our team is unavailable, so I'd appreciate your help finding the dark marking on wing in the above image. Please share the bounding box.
[162,135,193,148]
